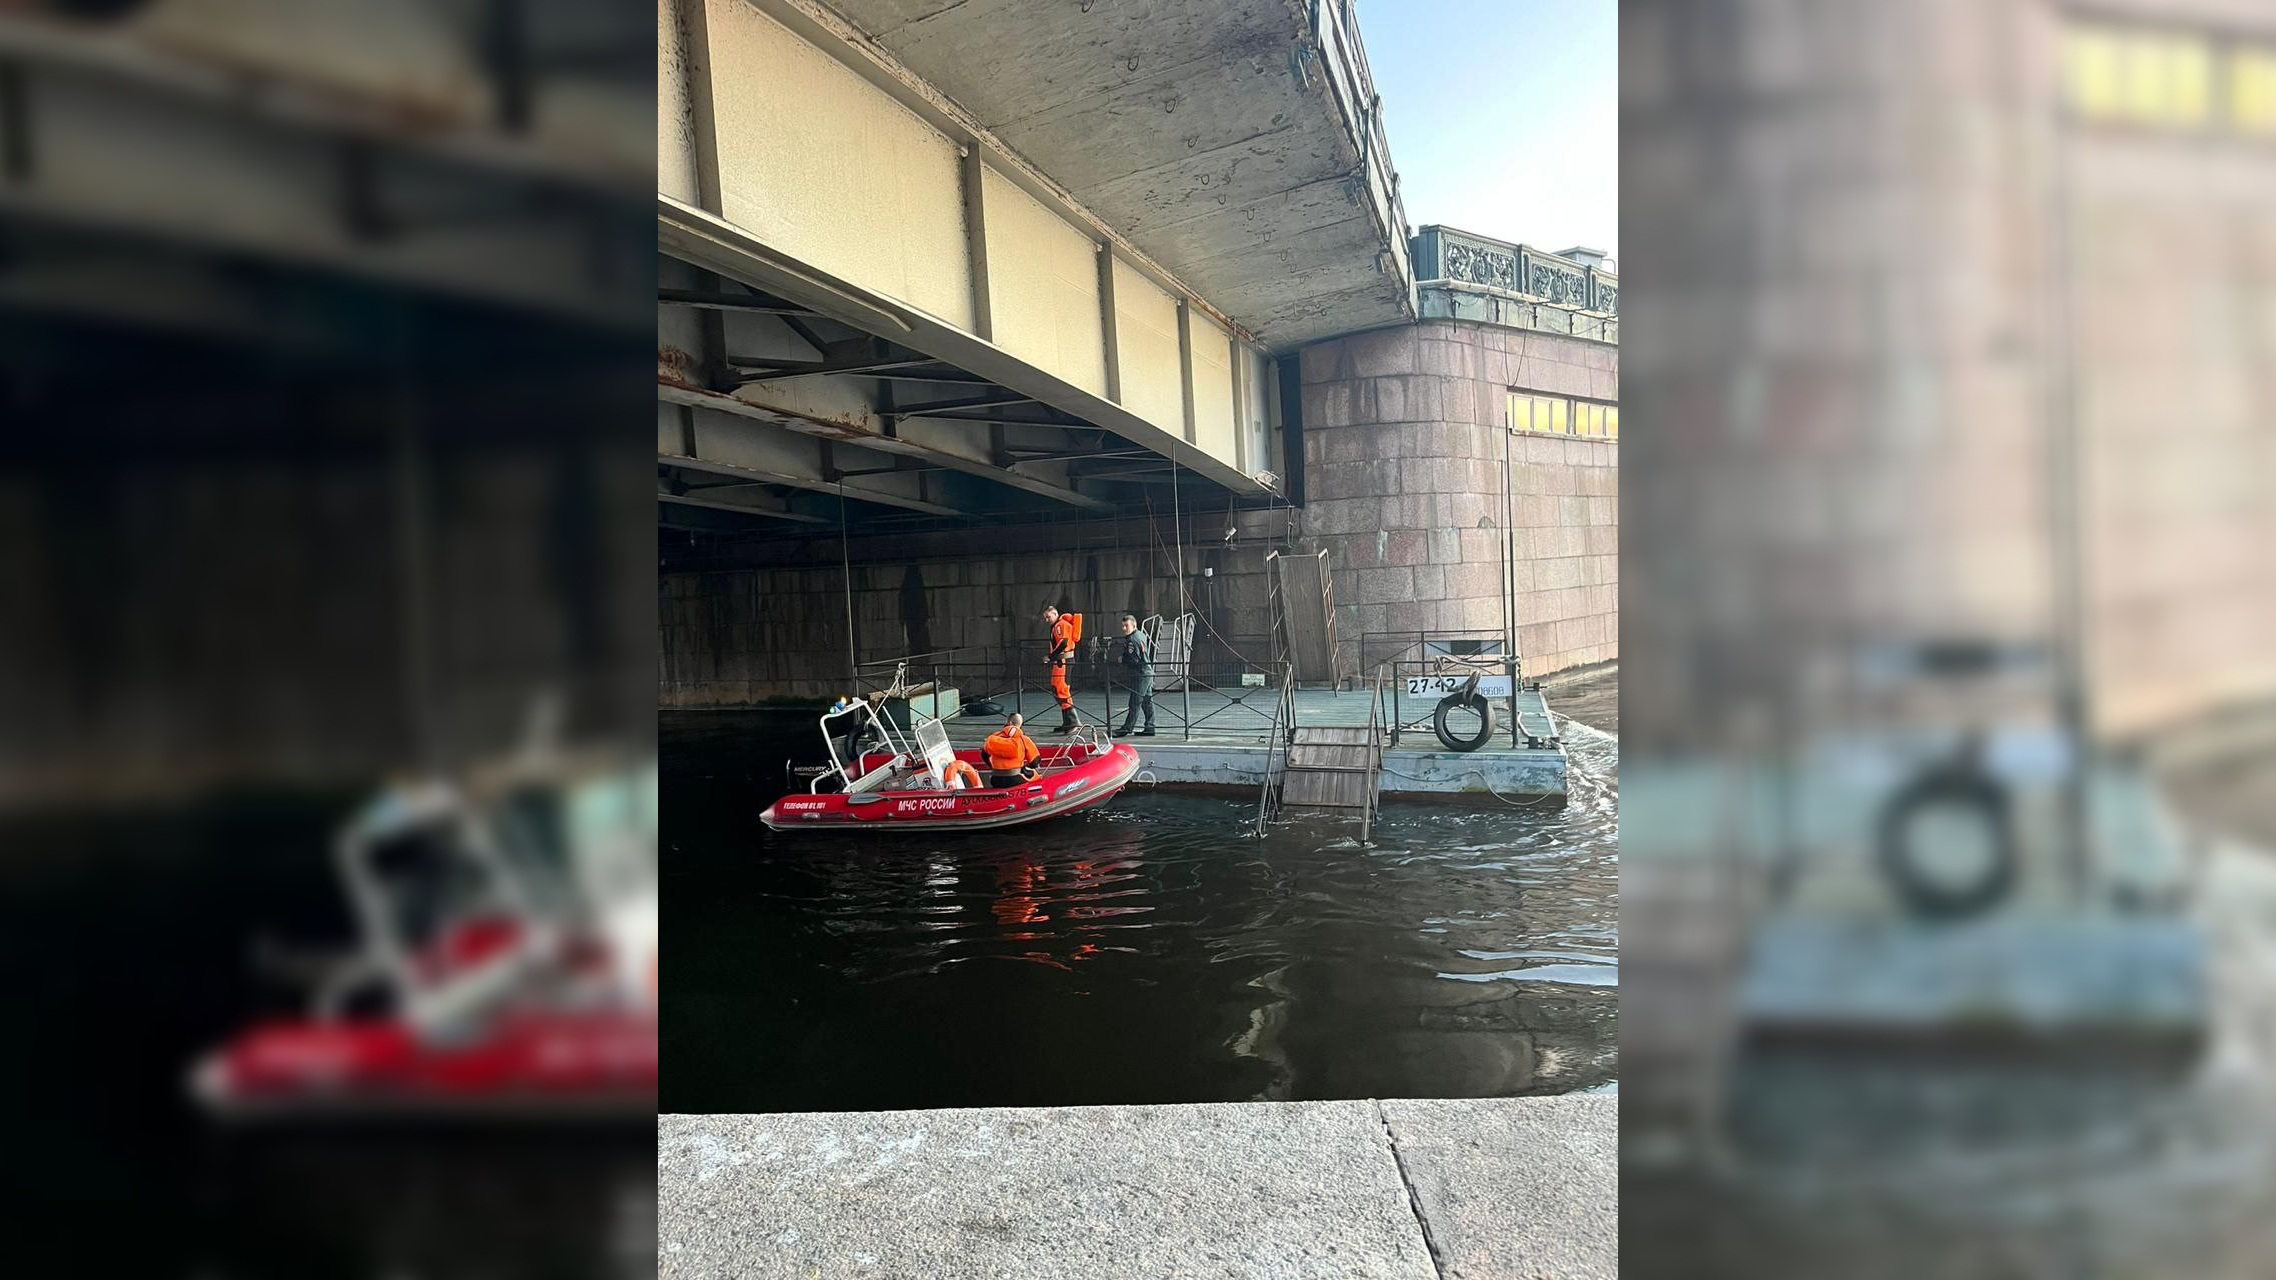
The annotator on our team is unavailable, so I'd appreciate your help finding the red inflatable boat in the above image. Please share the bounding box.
[192,761,659,1119]
[762,702,1143,832]
[197,1004,657,1117]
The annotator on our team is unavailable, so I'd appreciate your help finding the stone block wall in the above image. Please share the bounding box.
[1297,318,1618,677]
[0,435,655,806]
[2070,135,2276,739]
[658,516,1287,706]
[1621,0,2276,747]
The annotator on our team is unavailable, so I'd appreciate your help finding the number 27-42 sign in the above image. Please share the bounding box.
[1405,674,1513,698]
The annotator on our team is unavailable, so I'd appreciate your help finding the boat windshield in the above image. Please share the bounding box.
[485,782,583,918]
[819,700,914,788]
[359,819,511,956]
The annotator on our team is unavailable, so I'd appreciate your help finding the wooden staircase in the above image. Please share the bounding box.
[1281,727,1378,807]
[1261,672,1387,840]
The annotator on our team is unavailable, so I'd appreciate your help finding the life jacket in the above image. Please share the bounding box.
[983,728,1038,772]
[1049,613,1082,664]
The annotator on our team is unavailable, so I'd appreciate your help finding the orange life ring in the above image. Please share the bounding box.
[944,760,982,790]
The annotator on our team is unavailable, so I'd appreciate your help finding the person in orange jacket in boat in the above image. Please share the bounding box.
[1041,604,1082,734]
[982,712,1042,787]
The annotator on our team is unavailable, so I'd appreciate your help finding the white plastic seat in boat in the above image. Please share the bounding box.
[844,757,907,794]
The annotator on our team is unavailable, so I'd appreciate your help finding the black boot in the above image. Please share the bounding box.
[1136,724,1156,737]
[1056,710,1078,735]
[1113,722,1135,737]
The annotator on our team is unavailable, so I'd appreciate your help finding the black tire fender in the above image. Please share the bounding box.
[1432,688,1496,752]
[1875,765,2017,921]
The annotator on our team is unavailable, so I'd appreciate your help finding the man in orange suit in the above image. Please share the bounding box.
[982,712,1041,787]
[1041,604,1079,734]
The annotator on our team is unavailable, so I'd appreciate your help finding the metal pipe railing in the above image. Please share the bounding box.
[730,638,1292,742]
[1382,651,1541,750]
[1357,628,1509,674]
[1360,665,1385,842]
[1257,664,1297,834]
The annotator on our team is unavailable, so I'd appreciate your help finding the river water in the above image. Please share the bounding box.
[661,708,1619,1113]
[0,711,1611,1274]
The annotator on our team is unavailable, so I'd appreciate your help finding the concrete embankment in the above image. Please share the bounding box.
[660,1096,1616,1279]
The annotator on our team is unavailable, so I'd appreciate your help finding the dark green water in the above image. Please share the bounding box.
[663,709,1618,1112]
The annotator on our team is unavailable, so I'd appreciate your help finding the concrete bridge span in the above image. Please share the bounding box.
[656,0,1418,528]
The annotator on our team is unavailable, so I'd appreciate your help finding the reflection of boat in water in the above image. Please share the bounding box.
[191,752,657,1119]
[762,696,1140,833]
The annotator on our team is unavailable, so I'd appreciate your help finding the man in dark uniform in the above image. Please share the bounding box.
[1113,613,1155,738]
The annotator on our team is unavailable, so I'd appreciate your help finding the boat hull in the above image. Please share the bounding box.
[760,742,1143,832]
[193,1010,657,1120]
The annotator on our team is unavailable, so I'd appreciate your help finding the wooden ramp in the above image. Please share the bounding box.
[1273,550,1342,686]
[1264,675,1388,839]
[1281,726,1378,810]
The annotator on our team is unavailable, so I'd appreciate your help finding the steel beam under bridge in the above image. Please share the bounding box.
[659,0,1287,506]
[660,399,980,517]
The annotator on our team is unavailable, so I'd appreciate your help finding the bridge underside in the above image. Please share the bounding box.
[822,0,1415,349]
[656,241,1291,537]
[658,0,1414,541]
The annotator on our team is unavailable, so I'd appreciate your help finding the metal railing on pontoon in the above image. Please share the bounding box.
[806,632,1294,744]
[1256,665,1299,830]
[1360,666,1386,841]
[1359,629,1541,751]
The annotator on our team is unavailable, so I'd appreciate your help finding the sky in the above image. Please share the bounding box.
[1358,0,1618,265]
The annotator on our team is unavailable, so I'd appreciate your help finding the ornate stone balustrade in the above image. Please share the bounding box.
[1409,225,1617,343]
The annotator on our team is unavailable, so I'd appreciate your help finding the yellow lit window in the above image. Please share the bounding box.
[2064,24,2212,128]
[2233,49,2276,134]
[2065,27,2124,119]
[2162,36,2212,125]
[1507,393,1570,434]
[1606,406,1618,438]
[1502,393,1602,435]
